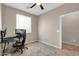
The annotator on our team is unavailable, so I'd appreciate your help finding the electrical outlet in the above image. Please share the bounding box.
[73,40,76,42]
[56,30,60,32]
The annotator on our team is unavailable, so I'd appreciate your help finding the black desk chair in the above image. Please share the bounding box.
[13,29,28,53]
[0,28,8,56]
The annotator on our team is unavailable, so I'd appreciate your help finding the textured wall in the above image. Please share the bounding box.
[2,4,38,44]
[38,3,79,48]
[0,4,2,30]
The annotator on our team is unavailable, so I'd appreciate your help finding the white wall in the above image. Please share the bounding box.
[0,4,2,30]
[2,4,38,44]
[38,3,79,48]
[62,11,79,46]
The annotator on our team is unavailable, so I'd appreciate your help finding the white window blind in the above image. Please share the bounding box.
[16,14,31,33]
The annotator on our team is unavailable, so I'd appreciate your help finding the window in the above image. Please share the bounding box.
[16,14,31,33]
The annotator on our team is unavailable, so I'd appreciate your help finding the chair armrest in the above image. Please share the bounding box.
[15,41,22,45]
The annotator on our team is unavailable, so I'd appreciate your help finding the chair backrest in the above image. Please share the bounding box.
[1,28,7,43]
[15,29,25,36]
[22,30,26,46]
[15,29,26,45]
[3,28,7,37]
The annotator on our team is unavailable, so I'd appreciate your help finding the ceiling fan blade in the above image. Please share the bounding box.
[40,4,44,10]
[30,3,36,8]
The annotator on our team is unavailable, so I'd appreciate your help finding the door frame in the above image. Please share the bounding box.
[59,11,79,49]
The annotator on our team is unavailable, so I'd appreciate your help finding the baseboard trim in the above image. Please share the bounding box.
[25,40,38,45]
[63,41,79,47]
[39,40,62,49]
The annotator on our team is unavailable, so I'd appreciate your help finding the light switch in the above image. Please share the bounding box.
[56,30,60,32]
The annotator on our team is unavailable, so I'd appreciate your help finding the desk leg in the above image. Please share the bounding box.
[1,43,3,49]
[2,42,6,56]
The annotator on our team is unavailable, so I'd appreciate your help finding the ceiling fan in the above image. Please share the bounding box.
[29,3,44,10]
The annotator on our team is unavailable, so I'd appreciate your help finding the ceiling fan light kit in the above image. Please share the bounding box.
[30,3,44,10]
[36,3,41,6]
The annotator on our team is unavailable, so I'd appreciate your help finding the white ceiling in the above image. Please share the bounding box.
[3,3,63,16]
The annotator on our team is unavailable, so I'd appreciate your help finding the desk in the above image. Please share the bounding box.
[0,34,21,56]
[3,34,20,41]
[0,29,25,56]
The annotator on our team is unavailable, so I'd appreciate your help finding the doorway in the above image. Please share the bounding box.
[60,11,79,49]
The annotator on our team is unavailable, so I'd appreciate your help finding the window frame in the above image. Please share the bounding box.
[16,13,32,33]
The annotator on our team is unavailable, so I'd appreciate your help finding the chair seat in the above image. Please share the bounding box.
[13,42,24,48]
